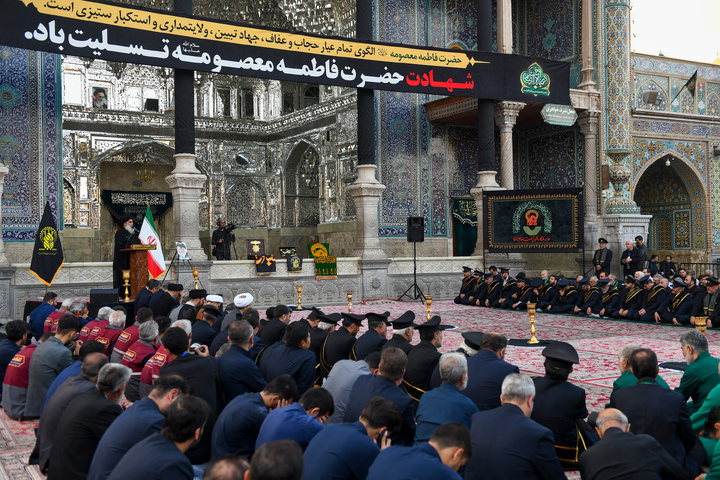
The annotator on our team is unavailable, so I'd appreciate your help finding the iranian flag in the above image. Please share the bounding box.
[138,205,166,279]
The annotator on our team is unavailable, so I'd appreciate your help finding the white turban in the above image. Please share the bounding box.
[234,293,254,308]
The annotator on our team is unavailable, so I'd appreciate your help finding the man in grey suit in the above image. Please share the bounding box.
[25,315,82,418]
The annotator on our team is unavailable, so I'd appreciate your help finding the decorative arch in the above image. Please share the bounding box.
[63,179,75,226]
[636,79,668,111]
[284,141,320,227]
[633,154,707,250]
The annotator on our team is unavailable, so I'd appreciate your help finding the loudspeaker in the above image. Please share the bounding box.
[90,289,119,305]
[407,216,425,243]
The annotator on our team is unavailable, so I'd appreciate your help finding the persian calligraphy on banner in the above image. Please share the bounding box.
[483,189,583,253]
[2,0,570,102]
[308,242,337,280]
[100,189,172,220]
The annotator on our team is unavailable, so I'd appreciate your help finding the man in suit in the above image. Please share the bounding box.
[25,314,82,419]
[593,238,613,276]
[655,278,694,325]
[106,395,211,480]
[211,375,299,457]
[621,240,642,277]
[367,423,471,480]
[454,266,476,305]
[29,292,58,341]
[159,327,224,464]
[404,316,453,398]
[33,353,108,472]
[353,312,390,360]
[383,311,417,355]
[344,347,416,446]
[190,305,220,347]
[320,312,364,377]
[47,363,131,480]
[134,279,160,313]
[259,304,293,346]
[463,332,519,411]
[692,276,720,328]
[414,353,479,444]
[465,373,565,480]
[677,329,720,415]
[660,255,678,280]
[217,320,266,401]
[530,342,589,470]
[149,283,183,319]
[87,374,191,480]
[257,320,316,396]
[324,352,380,425]
[579,408,687,480]
[608,347,702,476]
[304,397,401,480]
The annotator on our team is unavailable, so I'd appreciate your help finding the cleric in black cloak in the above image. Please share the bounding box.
[113,213,140,292]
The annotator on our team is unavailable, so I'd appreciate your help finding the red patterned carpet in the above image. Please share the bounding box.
[0,300,716,479]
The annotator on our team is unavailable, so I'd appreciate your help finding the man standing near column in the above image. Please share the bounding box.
[593,238,613,276]
[621,240,641,278]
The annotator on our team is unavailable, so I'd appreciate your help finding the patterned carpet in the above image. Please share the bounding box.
[0,299,716,479]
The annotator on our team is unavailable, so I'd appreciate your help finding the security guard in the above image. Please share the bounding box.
[467,269,487,306]
[509,276,536,310]
[598,278,621,318]
[320,312,364,377]
[454,266,476,305]
[547,279,579,314]
[615,277,643,320]
[638,276,667,322]
[383,311,417,355]
[573,278,601,316]
[310,312,340,363]
[353,312,390,360]
[655,278,694,325]
[530,342,590,470]
[536,275,559,311]
[484,271,503,307]
[691,277,720,328]
[492,268,517,309]
[403,316,453,402]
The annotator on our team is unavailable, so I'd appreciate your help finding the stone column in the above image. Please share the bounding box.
[577,111,600,220]
[470,173,503,256]
[166,153,208,261]
[497,0,512,54]
[0,165,9,266]
[348,165,387,261]
[579,0,596,90]
[494,101,525,190]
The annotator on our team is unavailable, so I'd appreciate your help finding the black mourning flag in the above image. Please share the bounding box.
[29,202,64,286]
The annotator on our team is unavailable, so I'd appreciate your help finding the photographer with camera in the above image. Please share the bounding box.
[211,218,235,261]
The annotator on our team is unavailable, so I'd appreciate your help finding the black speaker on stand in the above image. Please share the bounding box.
[398,217,426,302]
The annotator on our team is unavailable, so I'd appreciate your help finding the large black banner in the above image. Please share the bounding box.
[2,0,570,103]
[484,189,583,253]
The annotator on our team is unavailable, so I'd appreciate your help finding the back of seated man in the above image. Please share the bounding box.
[106,395,212,480]
[211,375,299,457]
[367,422,472,480]
[202,455,250,480]
[255,387,334,451]
[579,408,687,480]
[217,319,266,401]
[324,351,381,425]
[677,329,720,415]
[462,332,519,411]
[249,440,303,480]
[3,332,55,420]
[609,347,702,477]
[303,397,402,480]
[87,374,191,480]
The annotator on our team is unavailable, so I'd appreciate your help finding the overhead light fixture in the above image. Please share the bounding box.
[665,157,671,167]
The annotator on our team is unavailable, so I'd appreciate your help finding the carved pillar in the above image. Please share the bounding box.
[166,153,208,261]
[348,165,388,260]
[0,165,9,266]
[494,101,525,190]
[579,0,596,90]
[497,0,512,54]
[577,111,600,219]
[604,150,639,214]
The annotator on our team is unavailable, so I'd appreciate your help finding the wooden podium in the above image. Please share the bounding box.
[121,244,156,300]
